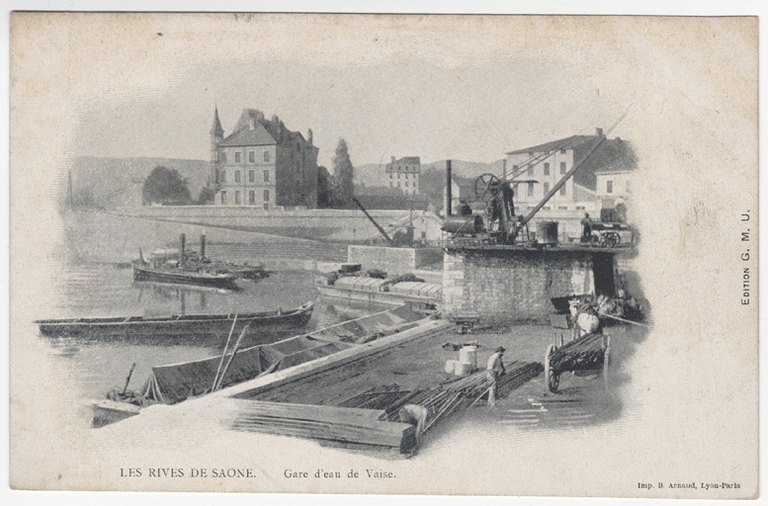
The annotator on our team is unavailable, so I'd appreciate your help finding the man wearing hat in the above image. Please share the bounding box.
[486,346,507,407]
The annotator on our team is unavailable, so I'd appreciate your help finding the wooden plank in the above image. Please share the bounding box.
[230,400,414,451]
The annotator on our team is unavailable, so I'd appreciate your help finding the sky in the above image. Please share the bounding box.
[66,14,643,169]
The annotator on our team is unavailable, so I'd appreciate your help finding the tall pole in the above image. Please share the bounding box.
[352,197,394,245]
[445,159,453,216]
[179,233,186,269]
[68,171,73,209]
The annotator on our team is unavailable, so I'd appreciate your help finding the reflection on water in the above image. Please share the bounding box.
[38,262,390,402]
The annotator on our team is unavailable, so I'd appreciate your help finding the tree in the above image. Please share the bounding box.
[142,166,192,205]
[195,186,216,205]
[317,166,333,209]
[331,138,355,208]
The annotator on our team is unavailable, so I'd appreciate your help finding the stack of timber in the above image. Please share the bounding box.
[227,363,542,455]
[549,333,605,372]
[229,400,417,453]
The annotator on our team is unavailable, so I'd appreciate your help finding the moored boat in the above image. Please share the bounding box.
[35,302,314,342]
[315,275,442,307]
[132,261,240,289]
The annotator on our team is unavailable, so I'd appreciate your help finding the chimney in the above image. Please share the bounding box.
[307,128,313,145]
[391,156,396,164]
[249,117,255,130]
[596,127,604,137]
[199,234,206,259]
[502,159,508,179]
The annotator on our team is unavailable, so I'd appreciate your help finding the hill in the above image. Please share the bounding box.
[69,157,210,209]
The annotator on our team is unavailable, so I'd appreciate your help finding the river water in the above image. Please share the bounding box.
[39,262,389,402]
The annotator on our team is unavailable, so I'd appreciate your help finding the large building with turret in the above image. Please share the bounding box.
[209,107,319,208]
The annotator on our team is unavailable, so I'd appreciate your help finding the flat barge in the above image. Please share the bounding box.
[36,302,314,341]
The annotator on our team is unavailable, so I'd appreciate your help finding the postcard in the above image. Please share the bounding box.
[8,12,758,499]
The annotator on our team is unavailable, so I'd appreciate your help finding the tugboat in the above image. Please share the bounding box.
[132,233,268,289]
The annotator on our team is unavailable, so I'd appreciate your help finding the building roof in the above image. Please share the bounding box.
[210,106,224,135]
[506,135,593,155]
[218,108,310,148]
[396,156,421,165]
[219,122,277,147]
[507,132,638,191]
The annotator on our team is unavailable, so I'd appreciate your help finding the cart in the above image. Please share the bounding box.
[544,314,611,393]
[590,222,633,248]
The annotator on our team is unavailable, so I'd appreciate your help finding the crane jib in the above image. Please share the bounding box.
[519,136,607,229]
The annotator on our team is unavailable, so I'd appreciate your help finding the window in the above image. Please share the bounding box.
[405,181,409,187]
[607,180,613,193]
[235,152,241,163]
[558,206,568,210]
[249,151,255,163]
[560,162,566,174]
[249,170,255,183]
[263,203,269,210]
[527,164,534,176]
[263,150,270,162]
[543,206,551,211]
[397,181,401,187]
[543,163,550,176]
[221,191,227,204]
[397,173,401,179]
[543,182,550,194]
[263,189,270,202]
[560,149,566,154]
[214,151,219,162]
[221,152,227,163]
[235,191,241,205]
[221,170,227,183]
[576,206,586,211]
[527,182,534,197]
[405,173,409,179]
[235,170,241,183]
[249,190,255,205]
[390,174,393,179]
[559,185,566,196]
[413,182,417,188]
[263,170,270,183]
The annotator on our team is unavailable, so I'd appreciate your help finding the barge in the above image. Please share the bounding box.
[36,302,314,342]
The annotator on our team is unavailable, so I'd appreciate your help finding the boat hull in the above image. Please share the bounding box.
[132,263,239,289]
[36,303,314,343]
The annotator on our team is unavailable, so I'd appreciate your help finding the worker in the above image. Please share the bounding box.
[398,404,429,449]
[486,346,506,407]
[581,212,593,242]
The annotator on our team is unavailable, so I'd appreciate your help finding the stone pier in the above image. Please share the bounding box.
[442,248,617,324]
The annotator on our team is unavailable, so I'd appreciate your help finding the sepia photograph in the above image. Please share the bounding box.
[7,7,759,501]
